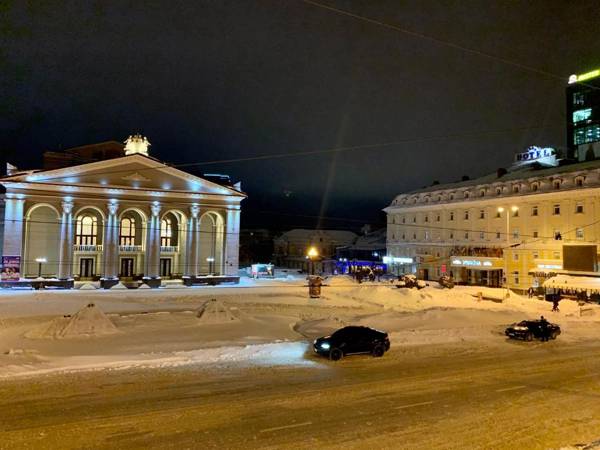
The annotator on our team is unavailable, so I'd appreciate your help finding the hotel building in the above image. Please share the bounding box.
[384,149,600,291]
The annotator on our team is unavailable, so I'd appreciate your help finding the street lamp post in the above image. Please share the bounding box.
[35,257,47,279]
[307,246,319,275]
[206,257,215,275]
[497,206,518,292]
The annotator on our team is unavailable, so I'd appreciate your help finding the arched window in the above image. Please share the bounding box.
[76,215,97,245]
[119,218,136,246]
[161,218,172,246]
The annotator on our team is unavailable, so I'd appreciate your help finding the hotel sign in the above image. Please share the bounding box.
[513,146,558,168]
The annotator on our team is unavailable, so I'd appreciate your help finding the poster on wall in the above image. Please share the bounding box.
[1,256,21,281]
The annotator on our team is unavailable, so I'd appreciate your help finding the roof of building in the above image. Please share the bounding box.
[275,228,358,244]
[339,228,386,250]
[406,159,600,195]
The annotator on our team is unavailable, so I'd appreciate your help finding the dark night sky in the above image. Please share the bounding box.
[2,1,600,230]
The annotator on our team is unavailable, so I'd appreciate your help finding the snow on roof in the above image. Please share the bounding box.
[405,159,600,195]
[543,274,600,292]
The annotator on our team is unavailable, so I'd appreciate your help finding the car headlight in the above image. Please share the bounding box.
[320,342,330,350]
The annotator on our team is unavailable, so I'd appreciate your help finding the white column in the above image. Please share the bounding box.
[145,202,161,278]
[224,207,241,276]
[2,197,25,259]
[103,201,119,280]
[184,205,200,277]
[58,200,74,280]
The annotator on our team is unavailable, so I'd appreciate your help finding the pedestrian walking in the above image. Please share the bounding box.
[527,287,534,299]
[552,296,560,312]
[540,315,550,341]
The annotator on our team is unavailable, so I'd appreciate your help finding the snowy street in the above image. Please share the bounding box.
[2,337,600,449]
[2,277,600,448]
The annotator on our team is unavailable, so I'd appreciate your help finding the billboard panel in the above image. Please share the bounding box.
[1,255,21,281]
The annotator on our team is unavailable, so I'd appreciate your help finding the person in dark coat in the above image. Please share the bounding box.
[527,287,534,298]
[540,316,550,341]
[552,296,560,312]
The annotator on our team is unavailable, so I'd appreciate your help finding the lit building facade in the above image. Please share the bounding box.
[567,67,600,160]
[0,136,245,288]
[384,156,600,291]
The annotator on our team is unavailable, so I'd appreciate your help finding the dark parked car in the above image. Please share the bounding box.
[505,320,561,341]
[313,326,390,360]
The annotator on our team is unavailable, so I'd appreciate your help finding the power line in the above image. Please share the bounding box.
[300,0,600,91]
[3,124,552,184]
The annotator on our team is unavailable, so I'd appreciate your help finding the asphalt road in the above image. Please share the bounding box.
[2,339,600,449]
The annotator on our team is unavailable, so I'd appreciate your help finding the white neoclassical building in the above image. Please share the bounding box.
[0,136,245,288]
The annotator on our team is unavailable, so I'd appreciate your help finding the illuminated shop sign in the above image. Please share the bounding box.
[383,256,413,264]
[451,259,493,267]
[513,146,558,168]
[569,69,600,84]
[537,263,562,270]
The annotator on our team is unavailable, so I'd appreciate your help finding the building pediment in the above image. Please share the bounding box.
[1,154,245,199]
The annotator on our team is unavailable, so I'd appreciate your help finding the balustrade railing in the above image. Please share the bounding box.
[160,246,179,253]
[73,244,103,252]
[119,245,143,252]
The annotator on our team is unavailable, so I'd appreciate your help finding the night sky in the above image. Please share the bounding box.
[2,1,600,230]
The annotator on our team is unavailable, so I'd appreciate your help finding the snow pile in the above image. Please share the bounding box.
[110,282,128,290]
[79,283,97,290]
[27,303,119,339]
[138,283,151,289]
[196,298,240,324]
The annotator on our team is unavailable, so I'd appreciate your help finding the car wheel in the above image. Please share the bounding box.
[550,331,558,340]
[329,348,343,361]
[526,332,534,342]
[372,345,385,357]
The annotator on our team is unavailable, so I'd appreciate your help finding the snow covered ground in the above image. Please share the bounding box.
[1,275,600,378]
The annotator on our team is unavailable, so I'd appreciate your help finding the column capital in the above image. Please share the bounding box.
[190,204,200,219]
[61,200,74,214]
[107,201,119,216]
[151,202,161,217]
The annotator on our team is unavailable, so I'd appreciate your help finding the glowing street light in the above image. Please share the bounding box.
[206,256,215,275]
[307,247,319,275]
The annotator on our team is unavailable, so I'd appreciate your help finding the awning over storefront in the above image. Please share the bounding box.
[450,256,503,271]
[543,274,600,293]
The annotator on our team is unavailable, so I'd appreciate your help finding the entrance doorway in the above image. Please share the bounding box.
[120,258,134,278]
[79,258,95,278]
[160,258,172,277]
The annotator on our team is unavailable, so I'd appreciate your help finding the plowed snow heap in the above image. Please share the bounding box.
[196,298,239,324]
[31,303,119,339]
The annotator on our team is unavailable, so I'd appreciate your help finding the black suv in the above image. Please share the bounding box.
[505,320,561,341]
[313,326,390,361]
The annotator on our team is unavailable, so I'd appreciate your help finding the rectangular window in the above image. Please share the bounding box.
[449,212,454,221]
[553,251,560,259]
[576,203,584,214]
[513,253,519,261]
[576,228,584,239]
[533,230,539,238]
[533,251,539,259]
[436,215,440,222]
[425,231,430,240]
[513,229,519,239]
[496,231,501,239]
[479,231,485,239]
[532,206,538,216]
[479,210,485,219]
[512,209,519,217]
[495,211,501,218]
[512,271,519,285]
[425,216,429,222]
[553,204,560,215]
[449,232,454,239]
[464,232,469,239]
[464,211,469,220]
[574,124,600,145]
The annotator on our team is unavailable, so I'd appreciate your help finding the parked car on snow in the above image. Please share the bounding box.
[438,274,455,289]
[505,319,561,341]
[313,326,390,361]
[396,274,426,289]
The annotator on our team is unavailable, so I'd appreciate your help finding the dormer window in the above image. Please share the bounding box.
[575,176,584,187]
[464,191,470,199]
[513,185,520,193]
[553,180,561,190]
[449,193,455,200]
[530,182,539,192]
[496,188,502,196]
[479,189,485,197]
